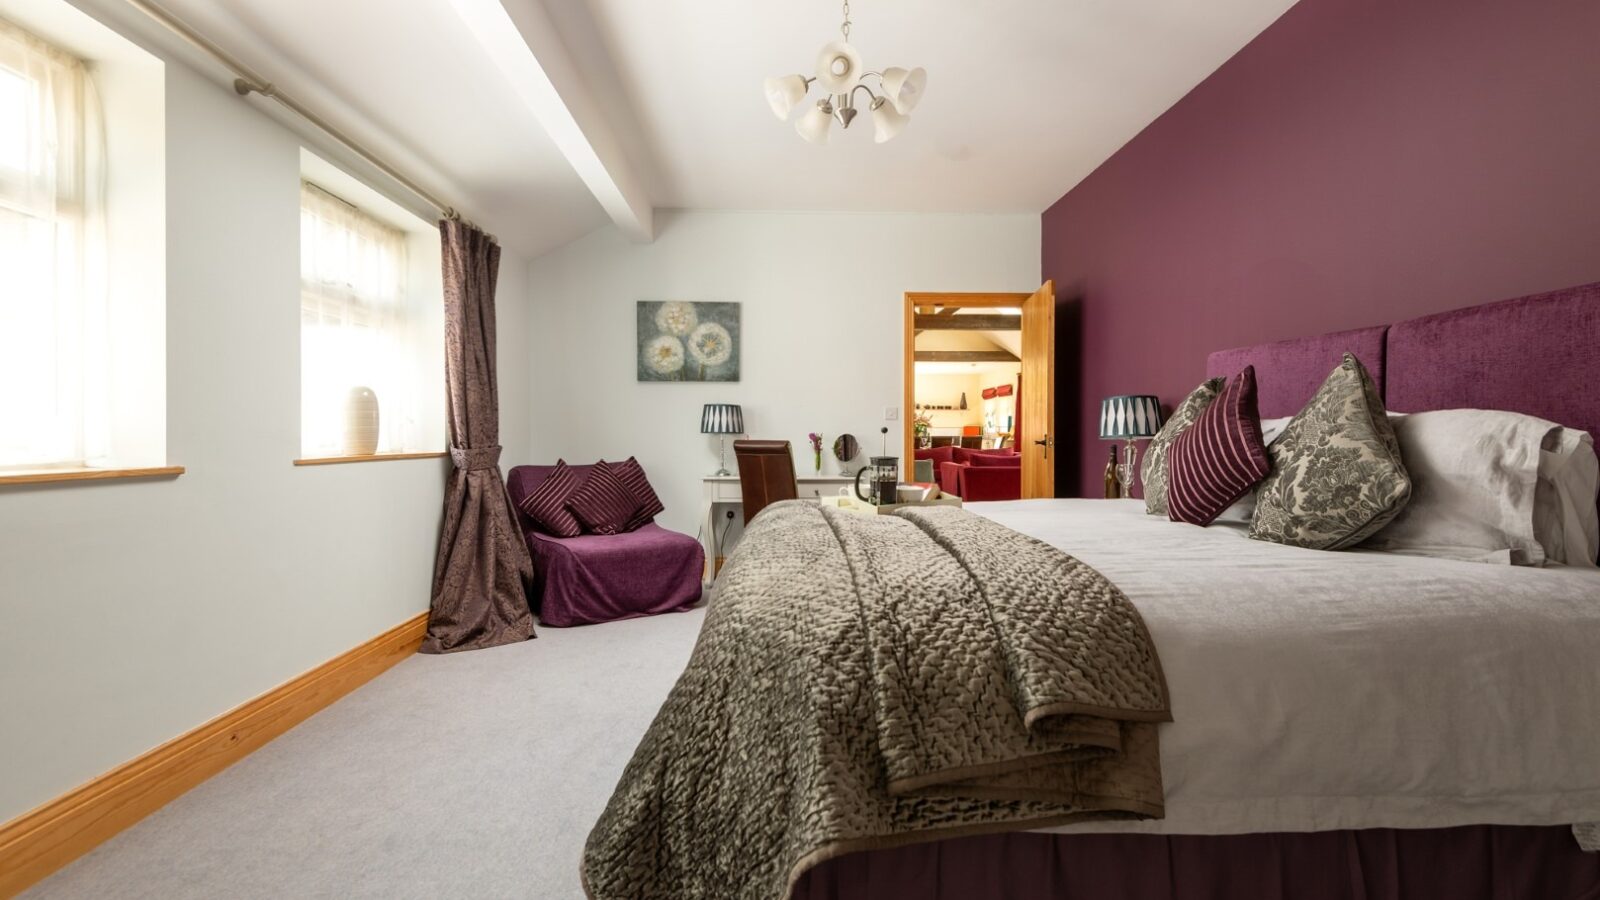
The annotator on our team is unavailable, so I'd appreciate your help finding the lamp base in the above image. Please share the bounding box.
[711,434,734,477]
[1117,442,1141,499]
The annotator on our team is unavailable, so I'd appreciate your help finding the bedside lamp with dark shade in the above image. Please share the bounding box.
[701,403,744,476]
[1100,395,1163,498]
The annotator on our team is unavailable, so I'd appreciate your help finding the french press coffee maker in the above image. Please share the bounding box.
[854,456,901,506]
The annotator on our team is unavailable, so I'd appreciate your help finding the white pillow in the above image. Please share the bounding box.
[1534,427,1599,567]
[1364,410,1594,566]
[1212,416,1293,526]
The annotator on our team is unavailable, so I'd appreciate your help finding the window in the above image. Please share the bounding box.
[299,181,429,457]
[0,19,105,470]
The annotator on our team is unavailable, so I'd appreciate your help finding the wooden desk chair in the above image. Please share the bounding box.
[733,440,799,525]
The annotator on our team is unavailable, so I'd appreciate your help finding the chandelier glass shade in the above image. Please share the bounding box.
[764,2,926,145]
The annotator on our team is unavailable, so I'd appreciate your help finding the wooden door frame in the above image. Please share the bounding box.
[903,291,1033,467]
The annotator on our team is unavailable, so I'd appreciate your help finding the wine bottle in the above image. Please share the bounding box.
[1104,445,1122,499]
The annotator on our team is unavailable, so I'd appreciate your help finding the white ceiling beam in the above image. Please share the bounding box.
[446,0,654,243]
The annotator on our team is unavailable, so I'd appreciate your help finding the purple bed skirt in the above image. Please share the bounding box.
[792,826,1600,900]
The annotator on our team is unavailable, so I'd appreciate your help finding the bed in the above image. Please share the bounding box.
[586,282,1600,899]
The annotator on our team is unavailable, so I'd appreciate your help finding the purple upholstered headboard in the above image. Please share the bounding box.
[1204,279,1600,516]
[1386,282,1600,444]
[1206,326,1388,418]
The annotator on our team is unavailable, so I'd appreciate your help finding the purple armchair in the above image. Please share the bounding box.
[935,447,1022,501]
[507,464,703,627]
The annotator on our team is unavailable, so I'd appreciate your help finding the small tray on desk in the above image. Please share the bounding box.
[873,496,964,514]
[818,495,963,516]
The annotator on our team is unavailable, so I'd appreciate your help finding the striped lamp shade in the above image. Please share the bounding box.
[1099,395,1163,439]
[700,403,744,435]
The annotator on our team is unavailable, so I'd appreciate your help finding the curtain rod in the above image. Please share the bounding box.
[124,0,460,222]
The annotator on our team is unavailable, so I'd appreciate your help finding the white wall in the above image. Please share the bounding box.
[523,210,1040,540]
[0,61,534,821]
[913,372,986,431]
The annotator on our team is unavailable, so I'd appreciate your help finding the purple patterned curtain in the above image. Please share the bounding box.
[421,219,536,653]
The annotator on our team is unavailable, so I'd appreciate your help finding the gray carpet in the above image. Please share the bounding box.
[25,607,708,900]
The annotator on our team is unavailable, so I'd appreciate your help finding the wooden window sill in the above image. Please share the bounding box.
[293,451,448,467]
[0,466,185,487]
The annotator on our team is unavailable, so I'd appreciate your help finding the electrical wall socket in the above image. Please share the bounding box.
[883,407,899,420]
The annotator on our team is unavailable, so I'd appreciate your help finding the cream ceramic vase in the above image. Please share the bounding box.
[342,386,380,456]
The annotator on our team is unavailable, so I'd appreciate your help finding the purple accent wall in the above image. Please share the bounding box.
[1042,0,1600,497]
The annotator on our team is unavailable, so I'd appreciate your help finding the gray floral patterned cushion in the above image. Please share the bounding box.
[1249,354,1411,550]
[1143,378,1225,516]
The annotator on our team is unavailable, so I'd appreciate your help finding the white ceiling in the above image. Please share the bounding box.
[74,0,1298,255]
[567,0,1299,212]
[915,360,1022,377]
[96,0,611,256]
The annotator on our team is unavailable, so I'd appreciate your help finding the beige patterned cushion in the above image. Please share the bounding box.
[1249,354,1411,550]
[1143,378,1224,516]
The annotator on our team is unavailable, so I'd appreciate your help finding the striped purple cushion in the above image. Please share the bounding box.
[568,460,643,535]
[1167,366,1271,526]
[615,456,665,532]
[517,460,585,538]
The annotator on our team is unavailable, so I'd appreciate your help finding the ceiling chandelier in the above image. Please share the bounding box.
[762,0,927,144]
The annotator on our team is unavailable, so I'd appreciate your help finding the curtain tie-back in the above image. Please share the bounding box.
[450,445,502,471]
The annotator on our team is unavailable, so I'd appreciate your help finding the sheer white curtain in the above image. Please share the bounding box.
[299,181,417,456]
[0,19,107,469]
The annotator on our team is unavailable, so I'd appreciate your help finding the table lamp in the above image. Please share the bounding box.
[1099,395,1163,498]
[701,403,744,476]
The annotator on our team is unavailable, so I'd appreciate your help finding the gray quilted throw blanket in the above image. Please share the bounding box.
[582,503,1171,899]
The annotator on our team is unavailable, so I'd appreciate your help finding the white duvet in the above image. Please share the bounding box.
[972,499,1600,836]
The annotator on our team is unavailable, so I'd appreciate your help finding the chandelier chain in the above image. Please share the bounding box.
[840,0,851,41]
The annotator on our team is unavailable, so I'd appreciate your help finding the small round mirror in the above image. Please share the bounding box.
[833,433,860,463]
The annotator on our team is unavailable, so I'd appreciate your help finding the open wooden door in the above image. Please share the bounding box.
[1019,281,1055,498]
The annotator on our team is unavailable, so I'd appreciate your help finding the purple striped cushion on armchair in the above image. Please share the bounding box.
[1167,366,1271,526]
[517,459,585,538]
[568,460,644,535]
[616,457,665,531]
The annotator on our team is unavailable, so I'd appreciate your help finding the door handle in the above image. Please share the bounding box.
[1034,435,1050,459]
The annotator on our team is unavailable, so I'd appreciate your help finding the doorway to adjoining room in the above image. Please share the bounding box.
[902,285,1055,500]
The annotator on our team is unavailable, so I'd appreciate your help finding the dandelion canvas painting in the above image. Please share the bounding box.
[637,301,741,382]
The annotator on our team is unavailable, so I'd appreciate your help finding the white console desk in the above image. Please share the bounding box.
[701,475,855,579]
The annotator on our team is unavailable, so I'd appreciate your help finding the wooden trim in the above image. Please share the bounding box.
[0,612,429,898]
[0,466,185,487]
[904,292,1032,308]
[904,294,915,469]
[293,452,447,466]
[914,350,1020,363]
[913,314,1021,331]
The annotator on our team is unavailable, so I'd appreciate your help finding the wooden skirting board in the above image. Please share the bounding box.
[0,611,429,898]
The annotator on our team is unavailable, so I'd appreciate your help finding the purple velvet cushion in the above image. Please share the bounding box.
[615,457,665,531]
[1167,366,1271,526]
[968,452,1020,468]
[517,459,585,538]
[567,460,643,535]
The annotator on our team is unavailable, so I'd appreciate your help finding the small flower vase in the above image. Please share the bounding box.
[813,450,822,474]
